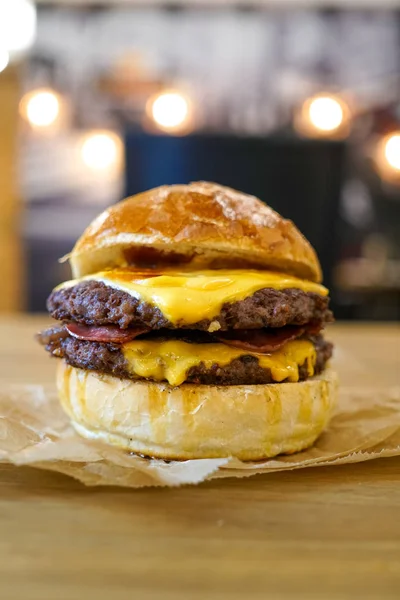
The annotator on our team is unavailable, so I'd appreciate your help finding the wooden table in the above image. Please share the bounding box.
[0,317,399,599]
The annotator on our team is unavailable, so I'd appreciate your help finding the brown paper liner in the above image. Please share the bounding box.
[1,381,399,487]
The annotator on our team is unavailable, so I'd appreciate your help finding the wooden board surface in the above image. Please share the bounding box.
[0,317,399,599]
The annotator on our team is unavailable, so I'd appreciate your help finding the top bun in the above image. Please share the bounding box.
[69,182,322,282]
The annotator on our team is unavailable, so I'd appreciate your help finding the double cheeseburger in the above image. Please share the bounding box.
[38,182,337,460]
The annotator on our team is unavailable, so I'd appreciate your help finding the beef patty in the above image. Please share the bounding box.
[47,281,333,331]
[40,327,333,386]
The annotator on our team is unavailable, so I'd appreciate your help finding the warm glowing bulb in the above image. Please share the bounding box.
[150,91,190,131]
[81,132,121,171]
[0,0,36,54]
[384,134,400,171]
[0,49,9,73]
[308,96,344,132]
[23,90,60,128]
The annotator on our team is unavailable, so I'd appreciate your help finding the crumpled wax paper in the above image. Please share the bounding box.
[1,381,399,487]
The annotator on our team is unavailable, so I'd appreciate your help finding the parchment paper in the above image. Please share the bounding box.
[1,381,399,487]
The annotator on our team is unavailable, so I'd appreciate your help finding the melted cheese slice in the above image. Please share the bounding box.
[122,338,316,386]
[58,268,327,326]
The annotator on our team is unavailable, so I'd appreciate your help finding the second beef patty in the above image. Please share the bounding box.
[42,330,333,386]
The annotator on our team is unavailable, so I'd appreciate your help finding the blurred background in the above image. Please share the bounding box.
[1,0,400,320]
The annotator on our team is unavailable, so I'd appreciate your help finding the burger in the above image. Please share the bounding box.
[38,182,337,460]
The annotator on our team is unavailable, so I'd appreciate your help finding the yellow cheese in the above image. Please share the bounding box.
[122,338,316,386]
[58,268,328,326]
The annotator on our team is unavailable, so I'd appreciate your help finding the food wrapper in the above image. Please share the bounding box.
[1,378,399,487]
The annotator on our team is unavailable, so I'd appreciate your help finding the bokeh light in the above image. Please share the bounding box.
[80,131,122,171]
[375,132,400,183]
[295,93,350,139]
[147,90,192,133]
[0,0,36,55]
[384,133,400,171]
[0,49,9,74]
[20,89,61,128]
[308,96,344,132]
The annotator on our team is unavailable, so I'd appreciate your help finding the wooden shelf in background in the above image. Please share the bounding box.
[0,64,22,312]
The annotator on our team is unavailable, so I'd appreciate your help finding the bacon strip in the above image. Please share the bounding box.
[214,326,305,353]
[65,321,323,350]
[305,321,323,336]
[65,323,150,343]
[215,322,324,353]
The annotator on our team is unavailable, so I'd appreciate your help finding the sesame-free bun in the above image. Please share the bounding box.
[69,182,322,282]
[57,361,337,461]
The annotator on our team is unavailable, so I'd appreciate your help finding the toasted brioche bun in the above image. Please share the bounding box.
[69,182,322,282]
[57,361,337,460]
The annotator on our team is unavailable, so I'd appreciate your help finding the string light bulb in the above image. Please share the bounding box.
[0,49,9,74]
[0,0,36,56]
[20,89,61,129]
[384,133,400,172]
[308,96,344,132]
[146,90,193,134]
[80,131,122,172]
[295,93,350,139]
[376,132,400,183]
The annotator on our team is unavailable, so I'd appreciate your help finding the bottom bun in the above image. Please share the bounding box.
[57,361,338,461]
